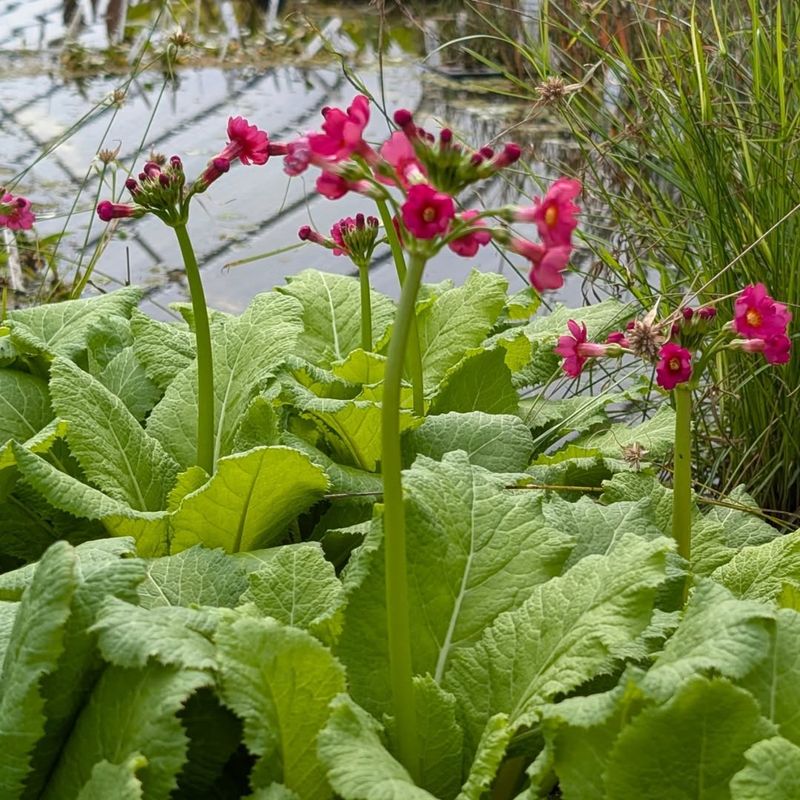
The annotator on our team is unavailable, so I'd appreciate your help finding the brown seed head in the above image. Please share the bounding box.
[537,76,567,104]
[626,318,666,361]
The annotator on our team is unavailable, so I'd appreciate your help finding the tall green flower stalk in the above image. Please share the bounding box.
[672,384,693,599]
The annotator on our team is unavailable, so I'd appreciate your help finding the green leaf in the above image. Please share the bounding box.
[233,395,280,452]
[148,292,304,469]
[604,677,775,799]
[740,609,800,746]
[241,543,343,640]
[42,664,211,800]
[520,394,618,438]
[277,270,395,367]
[170,446,328,553]
[215,615,346,798]
[416,270,507,389]
[455,715,513,800]
[137,546,249,609]
[337,453,573,718]
[428,347,519,414]
[444,534,669,745]
[641,580,773,702]
[130,310,195,391]
[402,411,534,473]
[711,529,800,603]
[76,754,146,800]
[7,287,141,359]
[0,369,53,447]
[0,601,18,663]
[331,349,388,386]
[91,598,217,670]
[0,541,76,797]
[86,313,134,374]
[97,347,161,422]
[317,695,438,800]
[730,737,800,800]
[49,358,179,511]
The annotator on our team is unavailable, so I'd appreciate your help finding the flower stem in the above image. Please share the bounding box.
[358,263,372,351]
[376,198,425,416]
[381,252,426,782]
[174,223,215,475]
[672,384,692,596]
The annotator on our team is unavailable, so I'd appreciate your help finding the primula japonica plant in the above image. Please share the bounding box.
[555,283,792,592]
[96,117,288,475]
[0,191,36,232]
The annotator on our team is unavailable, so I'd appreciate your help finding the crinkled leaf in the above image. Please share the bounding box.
[444,534,669,745]
[277,270,395,367]
[215,615,345,797]
[49,358,179,511]
[76,754,146,800]
[130,310,195,391]
[317,695,438,800]
[604,677,775,799]
[730,737,800,800]
[85,313,133,374]
[519,394,617,437]
[0,369,53,448]
[456,714,513,800]
[97,347,161,422]
[402,411,534,473]
[148,292,304,468]
[170,445,328,553]
[331,349,387,386]
[338,453,573,718]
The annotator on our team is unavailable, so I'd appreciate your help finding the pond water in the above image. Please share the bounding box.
[0,0,602,318]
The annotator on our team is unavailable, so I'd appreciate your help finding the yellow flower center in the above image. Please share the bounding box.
[544,205,558,228]
[422,207,436,223]
[746,308,762,327]
[669,357,681,371]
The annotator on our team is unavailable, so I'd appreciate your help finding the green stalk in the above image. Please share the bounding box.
[174,223,215,475]
[358,263,373,351]
[381,252,426,781]
[376,198,425,416]
[672,385,693,595]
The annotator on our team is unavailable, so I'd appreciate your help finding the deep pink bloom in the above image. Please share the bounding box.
[196,157,230,191]
[554,320,612,377]
[378,131,424,187]
[510,237,572,292]
[606,331,630,348]
[96,200,141,222]
[0,192,35,230]
[656,343,692,390]
[298,225,331,247]
[733,283,791,339]
[284,136,313,176]
[308,95,371,162]
[219,116,270,165]
[733,334,792,364]
[448,210,491,257]
[401,184,455,239]
[515,177,581,247]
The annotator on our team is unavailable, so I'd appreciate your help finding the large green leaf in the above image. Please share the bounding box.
[444,534,669,745]
[148,293,304,469]
[170,446,328,553]
[317,695,438,800]
[97,347,161,422]
[402,412,534,472]
[337,453,573,717]
[85,313,133,374]
[0,369,53,448]
[455,715,513,800]
[277,270,395,367]
[730,737,800,800]
[415,270,507,389]
[215,615,346,798]
[603,677,775,799]
[6,288,141,359]
[75,754,146,800]
[42,663,211,799]
[49,358,179,511]
[0,541,76,797]
[130,310,195,391]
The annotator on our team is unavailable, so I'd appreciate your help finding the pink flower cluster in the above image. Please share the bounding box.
[731,283,792,364]
[0,191,35,231]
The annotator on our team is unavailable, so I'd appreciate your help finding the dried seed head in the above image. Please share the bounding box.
[97,146,120,164]
[626,318,666,361]
[148,151,167,167]
[170,29,192,48]
[109,88,126,108]
[622,442,649,470]
[537,76,567,104]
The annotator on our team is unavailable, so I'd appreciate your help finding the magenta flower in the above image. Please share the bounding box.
[378,131,424,187]
[195,157,231,192]
[733,334,792,365]
[96,200,142,222]
[308,95,371,162]
[284,136,313,176]
[554,320,612,377]
[606,331,630,348]
[515,177,581,247]
[401,184,456,239]
[656,343,692,390]
[510,237,572,292]
[219,116,270,165]
[733,283,791,340]
[448,210,491,257]
[0,192,36,230]
[315,172,377,201]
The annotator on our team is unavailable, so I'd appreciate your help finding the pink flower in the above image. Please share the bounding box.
[401,184,455,239]
[656,343,692,390]
[733,283,791,339]
[308,95,371,162]
[554,320,612,377]
[732,334,792,365]
[606,331,630,348]
[284,136,313,176]
[378,131,424,187]
[448,210,491,257]
[96,200,142,222]
[516,177,581,247]
[195,157,230,192]
[510,237,572,292]
[0,192,35,230]
[219,116,270,165]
